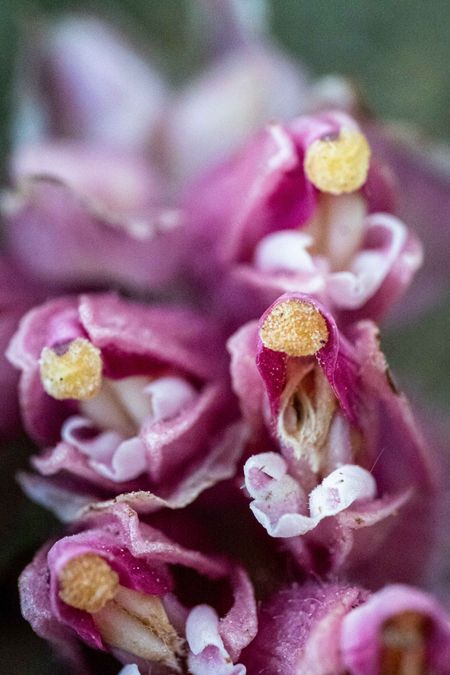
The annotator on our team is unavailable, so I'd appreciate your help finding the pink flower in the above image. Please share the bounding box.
[16,12,356,180]
[185,111,421,326]
[17,16,167,151]
[20,503,256,673]
[5,12,364,296]
[8,293,245,519]
[6,8,449,675]
[4,142,184,291]
[229,293,438,580]
[241,582,450,674]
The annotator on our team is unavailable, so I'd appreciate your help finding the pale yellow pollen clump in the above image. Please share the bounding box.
[260,300,329,357]
[304,128,371,195]
[40,337,103,401]
[59,553,119,614]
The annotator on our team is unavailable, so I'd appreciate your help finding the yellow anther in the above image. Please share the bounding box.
[58,553,119,614]
[260,299,329,357]
[40,337,102,401]
[304,128,371,195]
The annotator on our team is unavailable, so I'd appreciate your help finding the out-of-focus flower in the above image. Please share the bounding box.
[15,16,168,151]
[186,110,422,327]
[241,582,368,674]
[5,7,363,295]
[165,41,307,182]
[240,582,450,674]
[367,123,450,320]
[342,584,450,674]
[228,293,437,581]
[3,142,184,292]
[166,15,359,183]
[15,9,358,178]
[20,503,256,673]
[8,293,245,520]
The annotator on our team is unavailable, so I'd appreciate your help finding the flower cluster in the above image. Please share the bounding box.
[3,5,449,674]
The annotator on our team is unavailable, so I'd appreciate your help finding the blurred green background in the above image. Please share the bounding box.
[0,1,448,673]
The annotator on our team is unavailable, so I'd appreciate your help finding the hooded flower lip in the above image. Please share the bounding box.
[3,142,184,292]
[241,582,450,675]
[186,109,421,326]
[255,294,358,423]
[19,504,257,673]
[228,293,438,577]
[8,293,246,518]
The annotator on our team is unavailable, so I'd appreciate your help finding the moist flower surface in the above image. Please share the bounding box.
[3,3,449,675]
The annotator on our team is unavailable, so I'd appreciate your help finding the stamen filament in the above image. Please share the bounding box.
[93,587,184,669]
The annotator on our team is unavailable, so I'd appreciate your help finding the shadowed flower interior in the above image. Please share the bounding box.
[278,365,337,473]
[381,611,429,675]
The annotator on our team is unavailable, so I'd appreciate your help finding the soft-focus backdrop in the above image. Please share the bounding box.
[0,1,448,673]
